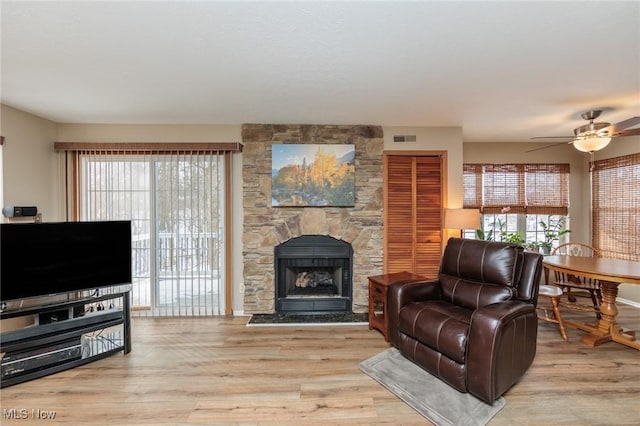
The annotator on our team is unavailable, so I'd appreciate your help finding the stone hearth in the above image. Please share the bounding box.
[242,124,384,314]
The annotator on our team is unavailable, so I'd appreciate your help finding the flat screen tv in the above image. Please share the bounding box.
[1,221,131,302]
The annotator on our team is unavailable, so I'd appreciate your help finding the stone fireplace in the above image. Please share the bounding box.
[242,124,384,314]
[275,235,352,313]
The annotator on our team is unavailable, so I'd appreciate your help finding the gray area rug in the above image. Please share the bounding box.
[359,348,505,425]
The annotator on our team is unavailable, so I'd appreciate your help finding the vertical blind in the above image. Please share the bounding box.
[592,153,640,261]
[463,163,569,215]
[55,142,241,316]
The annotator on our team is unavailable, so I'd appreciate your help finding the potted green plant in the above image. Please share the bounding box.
[537,217,571,254]
[496,215,526,246]
[475,228,493,241]
[524,241,540,252]
[475,209,525,245]
[503,232,526,246]
[476,228,524,245]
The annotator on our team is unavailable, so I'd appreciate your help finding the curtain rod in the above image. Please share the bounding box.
[54,142,243,153]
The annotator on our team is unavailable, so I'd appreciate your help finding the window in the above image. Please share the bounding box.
[592,153,639,261]
[463,163,570,250]
[56,142,241,316]
[464,212,568,248]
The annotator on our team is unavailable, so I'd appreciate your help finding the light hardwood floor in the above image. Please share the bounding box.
[1,303,639,425]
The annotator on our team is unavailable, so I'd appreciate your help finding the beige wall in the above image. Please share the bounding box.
[1,105,60,221]
[2,106,638,305]
[56,123,241,143]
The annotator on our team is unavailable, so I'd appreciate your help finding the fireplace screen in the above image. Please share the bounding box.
[274,235,352,313]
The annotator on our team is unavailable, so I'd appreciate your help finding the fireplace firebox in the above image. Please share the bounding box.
[274,235,353,313]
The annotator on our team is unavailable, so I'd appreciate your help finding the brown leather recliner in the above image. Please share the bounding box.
[388,237,543,404]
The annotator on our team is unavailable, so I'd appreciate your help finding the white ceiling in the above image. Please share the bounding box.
[1,1,639,142]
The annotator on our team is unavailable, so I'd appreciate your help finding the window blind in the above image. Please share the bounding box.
[463,163,569,215]
[592,153,640,261]
[55,142,241,316]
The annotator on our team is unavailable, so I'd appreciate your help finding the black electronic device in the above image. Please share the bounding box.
[1,338,82,379]
[0,221,132,302]
[2,206,38,217]
[38,308,71,324]
[38,306,84,324]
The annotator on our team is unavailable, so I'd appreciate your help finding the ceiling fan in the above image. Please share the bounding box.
[529,110,640,153]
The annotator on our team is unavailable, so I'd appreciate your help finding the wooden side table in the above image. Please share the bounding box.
[368,271,427,342]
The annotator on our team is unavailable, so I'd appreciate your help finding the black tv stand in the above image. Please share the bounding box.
[0,285,131,388]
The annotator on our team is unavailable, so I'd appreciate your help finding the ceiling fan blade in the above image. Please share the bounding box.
[530,136,573,140]
[526,142,570,153]
[600,116,640,135]
[613,128,640,137]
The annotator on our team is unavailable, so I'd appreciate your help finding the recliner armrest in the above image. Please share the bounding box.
[466,301,537,403]
[387,279,442,347]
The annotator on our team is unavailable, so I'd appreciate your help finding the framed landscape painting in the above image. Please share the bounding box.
[271,144,355,207]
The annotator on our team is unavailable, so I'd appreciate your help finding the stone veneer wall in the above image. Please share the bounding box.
[241,124,384,314]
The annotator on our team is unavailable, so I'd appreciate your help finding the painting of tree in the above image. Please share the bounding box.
[271,144,355,207]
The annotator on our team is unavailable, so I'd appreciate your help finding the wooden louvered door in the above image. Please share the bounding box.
[384,156,415,273]
[384,154,443,278]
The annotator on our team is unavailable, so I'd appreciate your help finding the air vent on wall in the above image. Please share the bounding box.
[393,135,417,143]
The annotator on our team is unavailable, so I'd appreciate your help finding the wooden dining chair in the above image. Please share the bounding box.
[537,284,569,341]
[551,243,601,319]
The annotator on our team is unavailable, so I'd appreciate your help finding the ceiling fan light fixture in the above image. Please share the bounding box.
[573,136,612,152]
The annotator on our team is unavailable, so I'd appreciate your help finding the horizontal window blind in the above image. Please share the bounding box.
[464,163,569,215]
[524,164,570,214]
[592,153,640,261]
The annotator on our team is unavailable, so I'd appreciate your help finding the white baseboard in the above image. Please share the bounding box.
[617,298,640,309]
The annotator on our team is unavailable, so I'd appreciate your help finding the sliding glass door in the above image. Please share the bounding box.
[79,152,225,316]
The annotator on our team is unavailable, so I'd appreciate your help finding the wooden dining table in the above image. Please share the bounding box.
[543,255,640,350]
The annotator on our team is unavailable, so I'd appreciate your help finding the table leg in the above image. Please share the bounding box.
[580,280,638,349]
